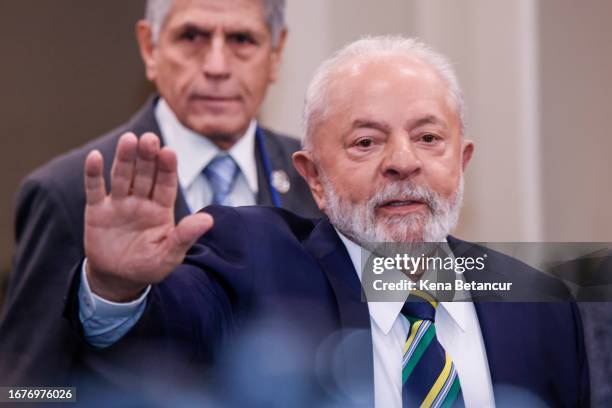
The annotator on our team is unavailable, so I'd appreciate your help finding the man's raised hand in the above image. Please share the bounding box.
[84,132,213,302]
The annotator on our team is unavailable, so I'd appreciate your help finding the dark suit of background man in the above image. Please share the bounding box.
[0,0,318,386]
[74,36,589,406]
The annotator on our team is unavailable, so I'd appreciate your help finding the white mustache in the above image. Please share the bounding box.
[369,182,442,214]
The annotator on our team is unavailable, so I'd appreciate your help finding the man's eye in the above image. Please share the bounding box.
[180,29,204,42]
[356,139,373,148]
[421,133,437,143]
[229,33,255,45]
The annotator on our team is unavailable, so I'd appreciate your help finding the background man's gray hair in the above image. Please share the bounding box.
[302,36,466,152]
[145,0,286,46]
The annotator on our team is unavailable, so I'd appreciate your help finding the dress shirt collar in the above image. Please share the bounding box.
[336,230,468,335]
[154,98,259,193]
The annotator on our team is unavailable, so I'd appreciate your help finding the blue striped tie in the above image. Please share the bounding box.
[402,291,463,408]
[202,154,238,205]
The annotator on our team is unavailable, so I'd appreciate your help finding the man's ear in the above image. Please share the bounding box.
[136,20,157,81]
[292,150,327,211]
[461,139,474,171]
[268,28,288,83]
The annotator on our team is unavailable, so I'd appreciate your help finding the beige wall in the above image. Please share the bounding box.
[539,0,612,241]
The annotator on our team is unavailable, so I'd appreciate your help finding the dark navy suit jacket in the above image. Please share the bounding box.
[0,97,320,387]
[67,206,589,407]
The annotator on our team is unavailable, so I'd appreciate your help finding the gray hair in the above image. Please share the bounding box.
[302,36,466,152]
[145,0,286,46]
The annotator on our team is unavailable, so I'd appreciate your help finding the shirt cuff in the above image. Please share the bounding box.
[79,258,151,321]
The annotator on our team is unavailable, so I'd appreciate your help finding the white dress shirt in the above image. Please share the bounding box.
[337,233,496,408]
[155,99,259,212]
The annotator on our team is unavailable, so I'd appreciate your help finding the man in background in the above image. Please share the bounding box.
[0,0,318,386]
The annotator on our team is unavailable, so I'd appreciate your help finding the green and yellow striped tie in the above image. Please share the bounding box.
[401,291,463,408]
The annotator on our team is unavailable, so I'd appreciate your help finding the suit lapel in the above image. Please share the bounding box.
[471,301,539,401]
[472,303,507,388]
[448,236,509,302]
[304,218,374,405]
[125,95,162,137]
[447,236,531,396]
[318,249,372,329]
[254,129,273,206]
[304,218,371,330]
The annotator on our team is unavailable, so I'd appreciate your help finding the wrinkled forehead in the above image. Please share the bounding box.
[323,57,456,126]
[165,0,268,28]
[329,55,451,105]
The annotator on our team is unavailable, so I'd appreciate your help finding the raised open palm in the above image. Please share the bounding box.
[84,132,213,302]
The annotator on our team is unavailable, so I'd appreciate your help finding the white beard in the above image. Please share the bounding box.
[321,173,464,249]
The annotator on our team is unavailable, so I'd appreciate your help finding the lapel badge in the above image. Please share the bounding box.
[271,170,291,194]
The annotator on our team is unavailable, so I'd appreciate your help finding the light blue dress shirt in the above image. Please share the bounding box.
[155,98,259,212]
[79,259,149,348]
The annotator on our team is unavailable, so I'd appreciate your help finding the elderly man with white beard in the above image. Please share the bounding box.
[67,36,589,407]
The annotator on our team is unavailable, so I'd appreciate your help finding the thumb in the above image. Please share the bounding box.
[168,212,214,260]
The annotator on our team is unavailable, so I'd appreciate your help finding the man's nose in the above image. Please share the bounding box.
[202,36,231,79]
[381,135,422,180]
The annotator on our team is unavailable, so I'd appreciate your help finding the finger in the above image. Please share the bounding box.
[84,150,106,205]
[132,133,161,198]
[152,147,179,208]
[111,133,138,199]
[167,212,214,261]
